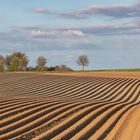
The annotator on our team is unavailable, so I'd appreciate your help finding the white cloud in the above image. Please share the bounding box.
[62,30,85,37]
[31,30,48,36]
[33,8,48,13]
[31,30,85,37]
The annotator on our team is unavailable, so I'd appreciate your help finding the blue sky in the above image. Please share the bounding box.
[0,0,140,70]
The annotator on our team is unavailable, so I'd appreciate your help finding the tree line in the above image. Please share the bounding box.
[0,52,89,72]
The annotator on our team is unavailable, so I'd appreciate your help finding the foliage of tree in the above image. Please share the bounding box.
[77,55,89,70]
[55,64,73,72]
[9,52,28,71]
[47,66,56,71]
[0,55,5,71]
[7,64,17,72]
[0,52,74,72]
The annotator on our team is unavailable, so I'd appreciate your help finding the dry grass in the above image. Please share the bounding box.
[0,72,139,140]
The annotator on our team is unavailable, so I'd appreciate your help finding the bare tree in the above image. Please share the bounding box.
[77,55,89,70]
[36,56,47,71]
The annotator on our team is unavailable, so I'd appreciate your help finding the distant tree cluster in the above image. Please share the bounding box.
[0,52,75,72]
[0,52,28,72]
[0,52,89,72]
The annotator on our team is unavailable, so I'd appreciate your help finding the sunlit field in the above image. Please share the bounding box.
[0,72,140,140]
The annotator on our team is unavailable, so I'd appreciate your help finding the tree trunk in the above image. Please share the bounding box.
[82,65,84,71]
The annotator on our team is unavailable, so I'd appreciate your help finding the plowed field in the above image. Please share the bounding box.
[0,72,140,140]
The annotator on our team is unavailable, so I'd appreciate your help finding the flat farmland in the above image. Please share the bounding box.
[0,72,140,140]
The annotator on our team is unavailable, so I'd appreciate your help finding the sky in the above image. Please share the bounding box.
[0,0,140,70]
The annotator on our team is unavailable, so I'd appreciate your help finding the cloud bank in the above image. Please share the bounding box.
[33,2,140,19]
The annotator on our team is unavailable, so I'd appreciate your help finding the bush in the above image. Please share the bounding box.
[0,66,4,72]
[7,64,17,72]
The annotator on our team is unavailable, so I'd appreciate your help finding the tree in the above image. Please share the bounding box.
[0,55,5,71]
[36,56,47,71]
[77,55,89,70]
[10,52,29,71]
[55,64,73,72]
[4,55,11,69]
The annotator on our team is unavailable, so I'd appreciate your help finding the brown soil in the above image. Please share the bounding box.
[0,72,139,140]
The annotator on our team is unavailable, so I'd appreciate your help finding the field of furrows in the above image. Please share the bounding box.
[0,72,140,140]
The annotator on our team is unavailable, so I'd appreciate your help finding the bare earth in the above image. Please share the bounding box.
[0,72,140,140]
[45,71,140,79]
